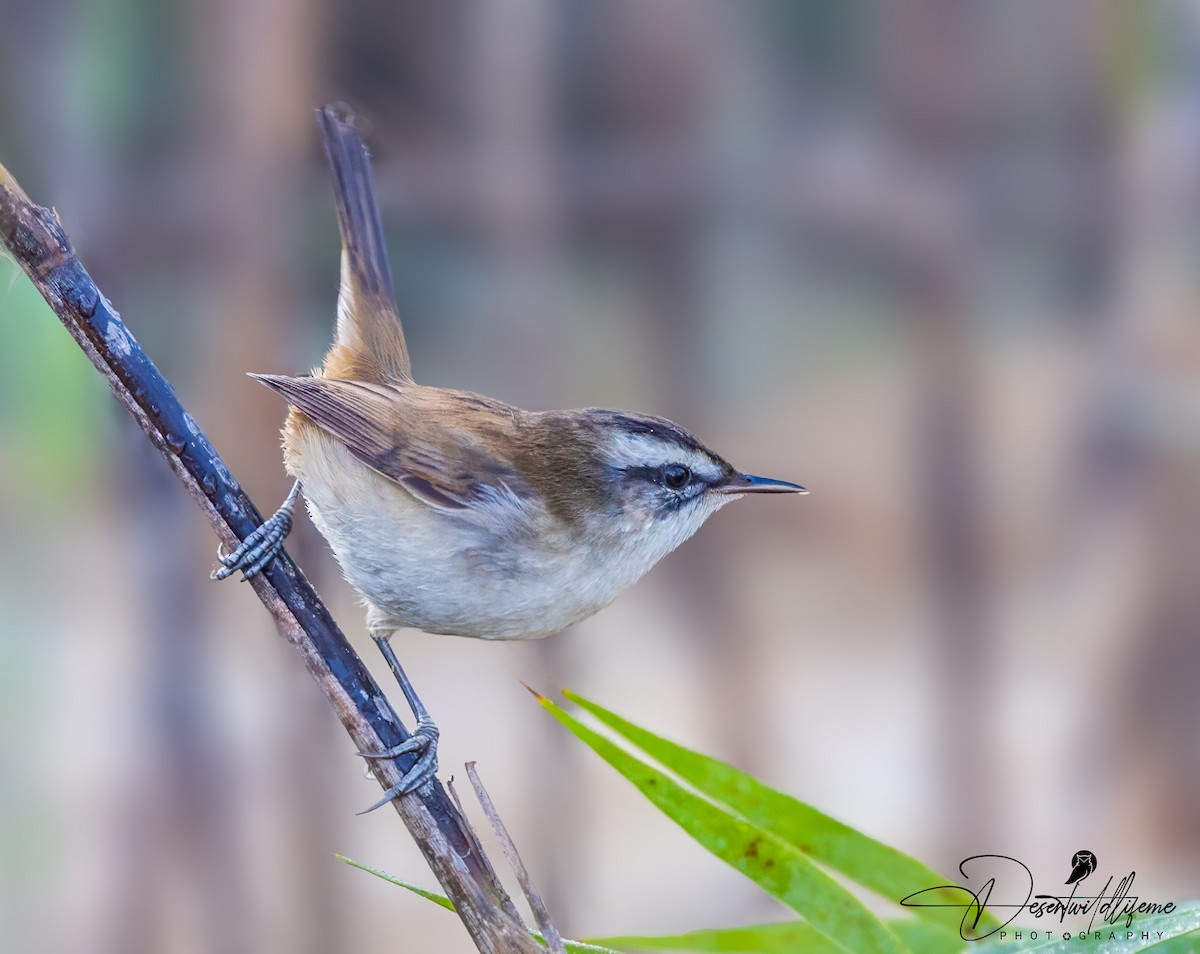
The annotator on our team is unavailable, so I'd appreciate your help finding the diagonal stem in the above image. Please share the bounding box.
[466,762,567,954]
[0,162,538,954]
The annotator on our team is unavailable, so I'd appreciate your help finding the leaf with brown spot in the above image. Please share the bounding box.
[562,690,985,938]
[538,694,905,954]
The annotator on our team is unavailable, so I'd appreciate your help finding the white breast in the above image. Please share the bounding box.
[286,427,672,639]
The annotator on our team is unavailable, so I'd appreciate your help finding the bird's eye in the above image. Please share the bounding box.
[661,464,691,490]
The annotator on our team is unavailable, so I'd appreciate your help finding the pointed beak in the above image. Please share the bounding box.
[715,474,808,495]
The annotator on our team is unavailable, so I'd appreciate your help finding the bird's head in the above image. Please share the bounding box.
[530,409,805,569]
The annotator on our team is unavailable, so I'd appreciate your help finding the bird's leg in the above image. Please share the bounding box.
[212,480,300,581]
[357,628,440,811]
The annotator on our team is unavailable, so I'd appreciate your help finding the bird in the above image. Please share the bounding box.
[1065,850,1096,886]
[215,104,806,800]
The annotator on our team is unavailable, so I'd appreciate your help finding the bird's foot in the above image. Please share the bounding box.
[212,481,300,581]
[357,716,440,813]
[358,630,441,811]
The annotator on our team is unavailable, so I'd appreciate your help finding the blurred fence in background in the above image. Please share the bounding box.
[3,2,1200,951]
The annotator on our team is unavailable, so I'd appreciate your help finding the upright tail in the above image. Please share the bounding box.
[316,103,412,384]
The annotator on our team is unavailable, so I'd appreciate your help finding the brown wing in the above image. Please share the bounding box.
[254,374,531,515]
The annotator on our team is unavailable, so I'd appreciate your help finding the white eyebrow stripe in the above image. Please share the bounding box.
[607,431,724,481]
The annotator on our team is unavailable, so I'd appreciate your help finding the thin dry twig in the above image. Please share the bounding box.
[467,762,567,954]
[0,159,540,954]
[447,776,492,867]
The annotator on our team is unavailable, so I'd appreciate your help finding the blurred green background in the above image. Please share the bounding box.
[3,1,1200,951]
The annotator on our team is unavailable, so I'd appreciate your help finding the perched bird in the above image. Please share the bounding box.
[216,104,806,798]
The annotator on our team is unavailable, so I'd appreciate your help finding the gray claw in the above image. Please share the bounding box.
[357,718,439,813]
[212,481,299,581]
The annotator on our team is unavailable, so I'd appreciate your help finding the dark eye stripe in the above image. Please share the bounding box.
[621,465,662,484]
[621,463,699,492]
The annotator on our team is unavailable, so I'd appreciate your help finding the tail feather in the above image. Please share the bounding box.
[316,104,412,383]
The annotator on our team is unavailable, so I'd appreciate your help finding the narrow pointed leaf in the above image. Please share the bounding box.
[973,900,1200,953]
[590,920,835,953]
[563,690,980,936]
[334,855,623,954]
[336,854,455,911]
[589,919,964,953]
[538,695,905,954]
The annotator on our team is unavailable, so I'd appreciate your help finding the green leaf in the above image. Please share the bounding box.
[335,854,455,911]
[590,920,831,953]
[589,918,965,953]
[335,854,624,954]
[563,689,982,937]
[538,695,905,954]
[973,900,1200,953]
